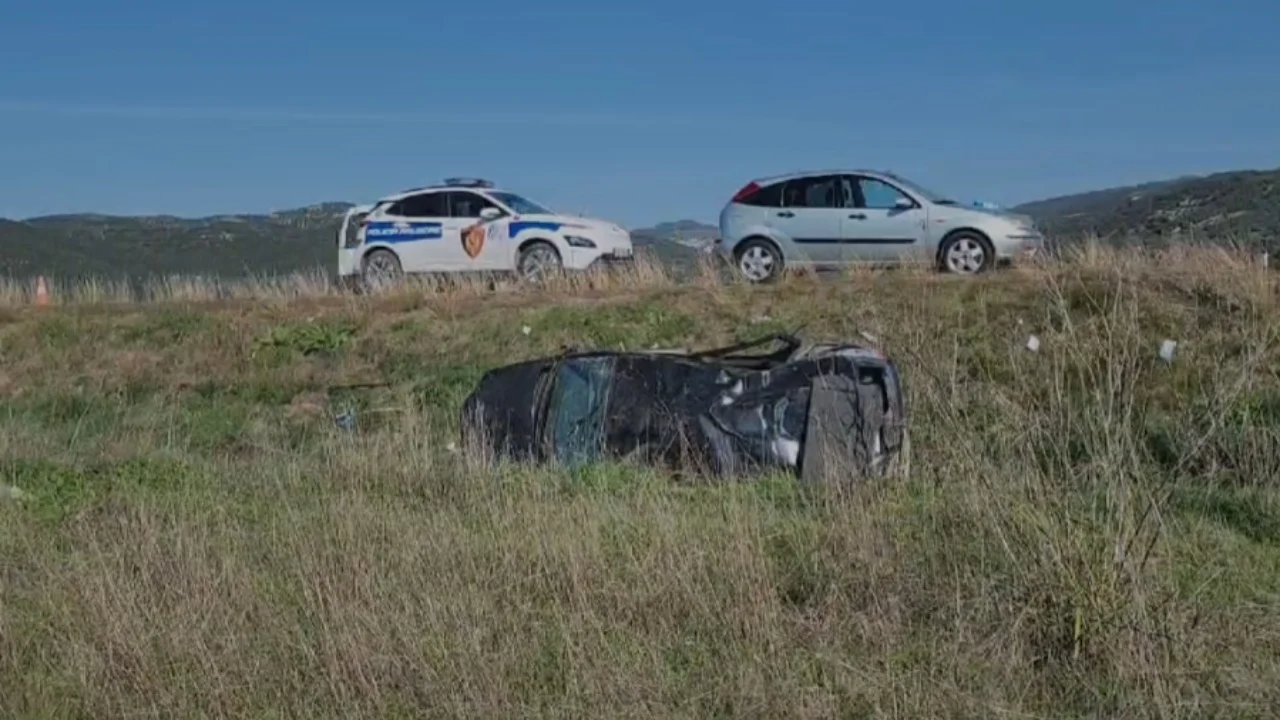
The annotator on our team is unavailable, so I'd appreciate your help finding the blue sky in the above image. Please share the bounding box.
[2,0,1277,227]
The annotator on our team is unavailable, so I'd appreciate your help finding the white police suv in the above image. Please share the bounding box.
[337,178,635,286]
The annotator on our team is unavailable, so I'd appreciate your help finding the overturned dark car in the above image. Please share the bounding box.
[459,334,909,484]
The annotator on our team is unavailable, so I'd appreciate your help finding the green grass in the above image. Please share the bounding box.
[3,247,1280,717]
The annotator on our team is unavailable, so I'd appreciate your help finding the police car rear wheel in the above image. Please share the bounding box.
[517,242,562,282]
[362,249,403,289]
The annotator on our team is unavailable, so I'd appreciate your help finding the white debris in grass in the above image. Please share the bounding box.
[2,484,29,503]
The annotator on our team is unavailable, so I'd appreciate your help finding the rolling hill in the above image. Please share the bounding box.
[0,205,711,281]
[9,203,357,279]
[1012,167,1280,245]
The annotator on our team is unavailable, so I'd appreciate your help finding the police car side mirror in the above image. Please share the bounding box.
[479,207,502,221]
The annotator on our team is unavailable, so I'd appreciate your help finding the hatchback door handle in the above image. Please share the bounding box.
[776,211,794,218]
[848,213,867,220]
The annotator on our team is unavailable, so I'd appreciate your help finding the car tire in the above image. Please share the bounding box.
[734,238,783,283]
[937,230,994,275]
[361,249,403,289]
[517,241,562,283]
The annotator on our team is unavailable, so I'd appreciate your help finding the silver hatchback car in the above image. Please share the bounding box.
[717,169,1043,282]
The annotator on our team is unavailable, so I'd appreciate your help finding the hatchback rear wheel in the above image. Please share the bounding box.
[735,238,783,283]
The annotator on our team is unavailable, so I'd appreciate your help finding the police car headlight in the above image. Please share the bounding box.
[565,235,597,248]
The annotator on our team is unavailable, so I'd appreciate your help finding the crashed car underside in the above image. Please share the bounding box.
[459,334,909,483]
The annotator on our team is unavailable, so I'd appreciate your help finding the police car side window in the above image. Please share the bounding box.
[446,191,499,219]
[392,192,447,218]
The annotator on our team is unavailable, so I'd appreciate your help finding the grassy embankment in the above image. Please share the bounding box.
[2,246,1279,718]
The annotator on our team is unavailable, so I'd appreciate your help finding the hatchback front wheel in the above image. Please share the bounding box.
[938,231,994,275]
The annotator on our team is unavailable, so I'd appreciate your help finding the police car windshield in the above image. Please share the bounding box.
[489,191,551,215]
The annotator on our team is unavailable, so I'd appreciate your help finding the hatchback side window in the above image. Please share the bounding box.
[445,191,501,218]
[391,192,448,218]
[855,177,913,210]
[782,175,842,208]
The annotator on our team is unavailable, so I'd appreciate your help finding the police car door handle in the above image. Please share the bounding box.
[776,211,794,218]
[848,213,867,220]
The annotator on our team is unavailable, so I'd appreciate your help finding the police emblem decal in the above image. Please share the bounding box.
[462,222,485,258]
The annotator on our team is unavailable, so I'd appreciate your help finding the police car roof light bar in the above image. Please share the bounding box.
[443,177,494,188]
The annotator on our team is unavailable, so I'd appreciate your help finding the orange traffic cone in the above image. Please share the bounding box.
[34,276,50,307]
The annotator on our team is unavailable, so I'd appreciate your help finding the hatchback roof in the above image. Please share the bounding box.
[749,168,903,185]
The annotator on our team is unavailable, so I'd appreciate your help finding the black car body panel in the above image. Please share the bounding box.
[460,334,908,483]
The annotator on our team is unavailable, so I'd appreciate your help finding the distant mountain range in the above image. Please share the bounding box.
[1010,167,1279,246]
[1,203,355,280]
[2,167,1276,280]
[0,202,720,281]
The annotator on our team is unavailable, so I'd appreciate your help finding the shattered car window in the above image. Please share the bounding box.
[546,357,615,466]
[706,369,812,472]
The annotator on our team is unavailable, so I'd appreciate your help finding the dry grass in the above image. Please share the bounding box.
[2,244,1280,718]
[0,251,691,308]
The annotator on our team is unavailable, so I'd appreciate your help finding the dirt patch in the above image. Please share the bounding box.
[285,390,330,422]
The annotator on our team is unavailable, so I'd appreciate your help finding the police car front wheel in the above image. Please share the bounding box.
[362,249,403,288]
[517,242,562,282]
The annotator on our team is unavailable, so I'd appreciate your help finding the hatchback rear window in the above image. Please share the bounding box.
[740,182,782,207]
